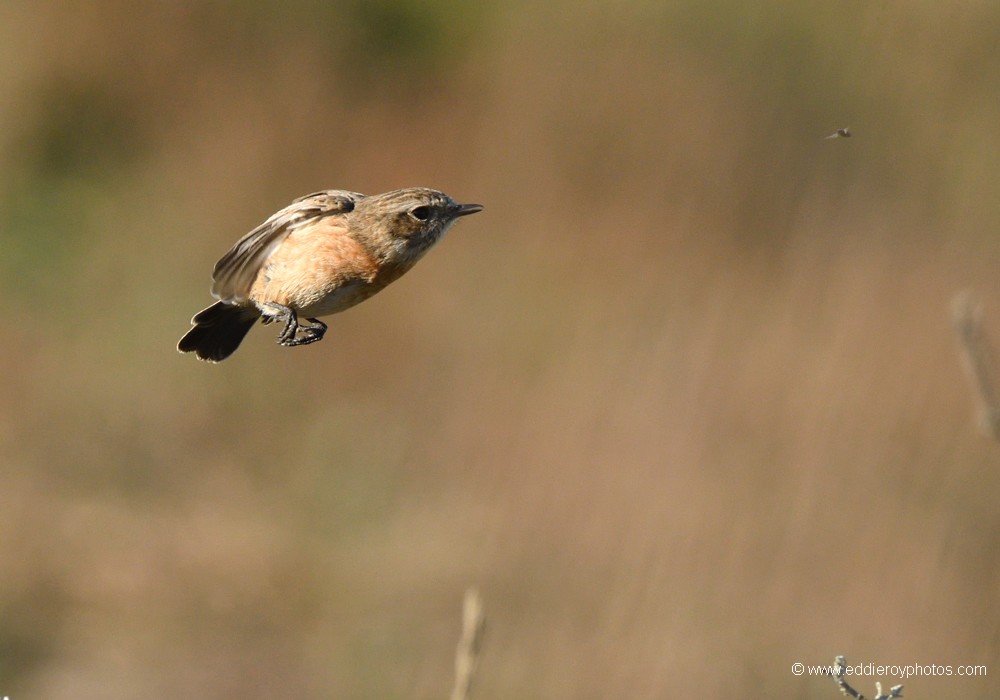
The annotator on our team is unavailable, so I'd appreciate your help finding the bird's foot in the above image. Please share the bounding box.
[260,303,327,347]
[283,318,327,347]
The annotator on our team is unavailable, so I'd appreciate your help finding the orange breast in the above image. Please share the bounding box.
[248,219,415,318]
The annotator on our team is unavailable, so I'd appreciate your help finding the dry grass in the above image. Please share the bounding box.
[952,290,1000,440]
[449,589,485,700]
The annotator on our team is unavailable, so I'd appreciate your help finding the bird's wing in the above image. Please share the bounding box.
[210,190,364,303]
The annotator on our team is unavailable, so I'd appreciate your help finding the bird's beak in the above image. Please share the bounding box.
[452,203,484,217]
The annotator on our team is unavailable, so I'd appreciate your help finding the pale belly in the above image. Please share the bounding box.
[251,263,413,320]
[294,279,383,318]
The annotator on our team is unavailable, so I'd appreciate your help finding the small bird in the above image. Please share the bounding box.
[178,187,483,362]
[825,127,852,139]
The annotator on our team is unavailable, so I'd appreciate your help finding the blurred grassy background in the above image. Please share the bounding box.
[2,1,1000,697]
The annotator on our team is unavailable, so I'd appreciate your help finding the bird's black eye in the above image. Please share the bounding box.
[409,205,432,222]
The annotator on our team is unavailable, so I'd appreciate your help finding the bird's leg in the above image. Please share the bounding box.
[259,302,301,346]
[279,316,326,346]
[259,303,327,347]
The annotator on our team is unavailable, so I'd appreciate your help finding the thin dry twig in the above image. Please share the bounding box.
[449,587,486,700]
[951,290,1000,440]
[828,656,904,700]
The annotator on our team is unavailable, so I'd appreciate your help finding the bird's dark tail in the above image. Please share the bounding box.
[177,301,260,362]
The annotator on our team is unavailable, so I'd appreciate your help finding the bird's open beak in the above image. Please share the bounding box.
[452,203,484,217]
